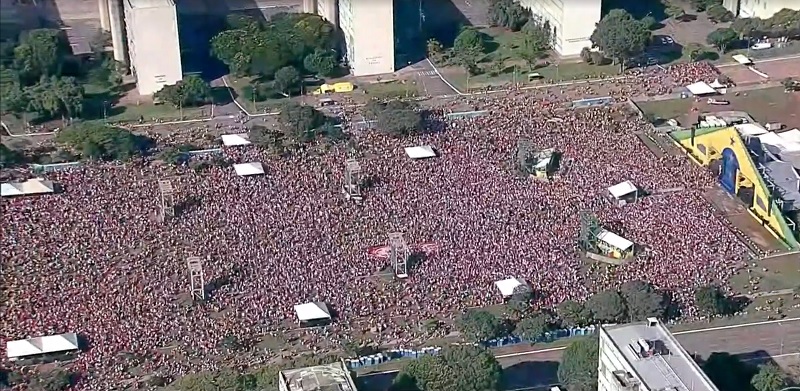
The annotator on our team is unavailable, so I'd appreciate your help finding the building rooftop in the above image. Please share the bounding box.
[126,0,175,9]
[603,319,718,391]
[280,361,357,391]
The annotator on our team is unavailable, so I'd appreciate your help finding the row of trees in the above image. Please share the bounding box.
[364,100,424,136]
[456,281,740,345]
[731,8,800,39]
[154,74,212,109]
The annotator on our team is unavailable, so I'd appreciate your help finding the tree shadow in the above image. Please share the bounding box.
[210,86,235,105]
[503,361,560,390]
[423,0,471,47]
[602,0,666,20]
[697,51,720,61]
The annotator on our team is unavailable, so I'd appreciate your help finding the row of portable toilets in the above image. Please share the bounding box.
[343,326,598,370]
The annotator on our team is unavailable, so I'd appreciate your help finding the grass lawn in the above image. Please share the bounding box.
[226,75,291,114]
[635,98,693,122]
[83,83,209,123]
[730,254,800,294]
[359,80,419,99]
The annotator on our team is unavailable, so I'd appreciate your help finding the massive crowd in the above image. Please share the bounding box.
[0,61,747,389]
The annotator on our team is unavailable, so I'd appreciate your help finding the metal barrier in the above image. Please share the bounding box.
[445,110,489,120]
[571,96,614,109]
[184,148,222,156]
[344,325,597,370]
[30,162,83,173]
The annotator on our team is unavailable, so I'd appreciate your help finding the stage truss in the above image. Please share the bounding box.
[158,179,175,222]
[342,158,363,202]
[187,256,205,300]
[389,232,410,279]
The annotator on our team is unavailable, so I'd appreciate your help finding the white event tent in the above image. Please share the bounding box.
[294,302,332,324]
[7,332,80,360]
[607,180,638,199]
[597,230,634,252]
[233,162,265,176]
[404,146,437,159]
[1,178,55,197]
[685,82,717,96]
[221,134,251,146]
[494,277,530,298]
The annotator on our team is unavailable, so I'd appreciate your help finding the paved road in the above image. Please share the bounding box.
[401,59,461,97]
[357,318,800,391]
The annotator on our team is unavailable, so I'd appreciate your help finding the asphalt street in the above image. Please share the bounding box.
[357,318,800,391]
[402,59,461,97]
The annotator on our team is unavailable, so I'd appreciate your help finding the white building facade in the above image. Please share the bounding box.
[598,318,719,391]
[736,0,799,18]
[337,0,395,76]
[122,0,183,95]
[517,0,602,56]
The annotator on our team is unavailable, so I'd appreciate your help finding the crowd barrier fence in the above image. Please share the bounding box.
[344,325,597,370]
[571,96,614,109]
[445,110,489,119]
[184,148,222,156]
[30,162,84,173]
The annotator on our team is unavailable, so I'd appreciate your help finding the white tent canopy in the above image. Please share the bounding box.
[294,302,331,322]
[758,132,800,152]
[221,134,251,146]
[735,123,768,137]
[732,54,753,65]
[1,178,55,197]
[709,79,726,89]
[6,332,79,360]
[233,162,265,176]
[404,146,437,159]
[686,82,716,95]
[494,277,530,297]
[597,230,634,251]
[778,129,800,144]
[607,180,637,199]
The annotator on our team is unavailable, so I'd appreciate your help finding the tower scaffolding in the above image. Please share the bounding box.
[516,137,534,172]
[342,158,363,202]
[187,256,205,300]
[158,179,175,221]
[389,232,410,279]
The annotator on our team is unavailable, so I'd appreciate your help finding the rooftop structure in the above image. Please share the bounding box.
[599,318,719,391]
[7,332,80,361]
[121,0,183,95]
[279,360,358,391]
[337,0,395,76]
[724,0,799,18]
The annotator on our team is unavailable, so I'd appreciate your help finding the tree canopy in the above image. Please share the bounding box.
[694,285,731,316]
[558,337,599,391]
[55,123,151,161]
[513,312,550,341]
[487,0,530,31]
[210,13,339,78]
[276,101,329,142]
[13,28,69,83]
[452,27,487,74]
[706,27,738,53]
[619,280,666,321]
[751,363,789,391]
[457,310,503,343]
[154,75,212,108]
[590,9,651,71]
[391,345,503,391]
[365,100,423,137]
[517,16,553,70]
[587,289,627,323]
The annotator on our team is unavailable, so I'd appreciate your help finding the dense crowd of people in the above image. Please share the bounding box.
[0,61,746,389]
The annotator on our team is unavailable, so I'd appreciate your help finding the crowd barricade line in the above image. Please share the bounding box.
[344,326,597,370]
[30,162,84,173]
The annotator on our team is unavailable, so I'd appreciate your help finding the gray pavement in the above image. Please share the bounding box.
[403,59,461,97]
[357,318,800,391]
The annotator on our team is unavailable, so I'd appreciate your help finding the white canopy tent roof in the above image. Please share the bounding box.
[709,79,726,89]
[221,134,251,146]
[494,277,530,297]
[294,302,331,322]
[686,82,716,95]
[779,129,800,144]
[1,178,55,197]
[404,146,437,159]
[758,132,800,152]
[597,230,634,251]
[732,54,753,65]
[233,162,265,176]
[6,332,79,360]
[735,123,768,137]
[607,180,637,199]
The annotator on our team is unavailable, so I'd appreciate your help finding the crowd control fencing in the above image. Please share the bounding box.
[343,325,597,371]
[30,162,84,173]
[445,110,489,120]
[184,148,222,157]
[571,96,614,109]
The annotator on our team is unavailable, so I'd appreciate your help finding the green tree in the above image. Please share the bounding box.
[557,300,592,327]
[702,352,756,391]
[29,369,72,391]
[154,75,211,108]
[706,28,738,53]
[707,4,734,22]
[665,5,686,21]
[426,39,444,58]
[303,49,337,77]
[457,310,503,343]
[590,9,651,72]
[694,285,730,316]
[13,29,68,83]
[277,101,327,142]
[683,42,705,61]
[518,16,553,70]
[558,337,599,391]
[514,312,549,341]
[374,101,422,136]
[640,15,658,30]
[619,280,666,321]
[392,345,503,391]
[587,290,627,323]
[751,364,789,391]
[0,66,26,114]
[252,365,280,390]
[0,144,25,168]
[453,27,486,73]
[25,76,85,120]
[731,17,762,39]
[56,123,150,161]
[274,66,301,96]
[506,288,533,318]
[488,0,530,31]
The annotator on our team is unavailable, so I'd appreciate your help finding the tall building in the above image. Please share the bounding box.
[337,0,395,76]
[517,0,602,57]
[735,0,798,18]
[121,0,183,95]
[598,318,719,391]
